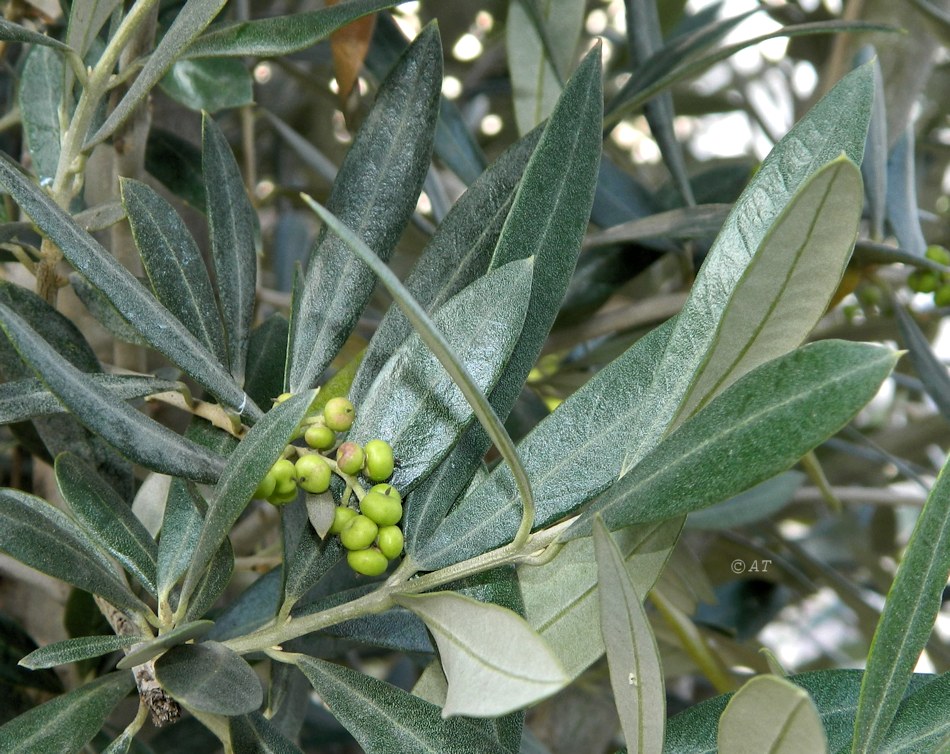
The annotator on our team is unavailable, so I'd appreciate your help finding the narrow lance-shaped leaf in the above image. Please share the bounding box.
[0,153,258,418]
[349,125,543,406]
[182,527,234,624]
[855,47,887,241]
[880,673,950,753]
[19,45,66,183]
[116,620,215,670]
[0,18,75,51]
[676,156,865,420]
[19,634,140,670]
[178,391,316,609]
[592,517,665,754]
[886,125,927,257]
[0,489,146,616]
[407,43,604,557]
[203,112,258,383]
[157,479,203,604]
[56,452,158,596]
[121,177,228,365]
[0,373,182,424]
[66,0,121,58]
[229,712,304,754]
[394,592,569,718]
[87,0,230,147]
[292,653,511,753]
[894,303,950,423]
[565,340,898,539]
[612,65,872,482]
[0,671,134,753]
[287,23,441,392]
[350,258,533,492]
[521,518,680,679]
[0,301,228,484]
[718,675,828,753]
[414,319,673,570]
[185,0,405,58]
[850,451,950,754]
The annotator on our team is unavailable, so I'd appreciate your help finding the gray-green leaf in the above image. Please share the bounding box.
[394,592,569,717]
[154,640,262,716]
[19,44,66,182]
[565,340,898,538]
[593,517,665,754]
[55,452,158,596]
[116,620,214,670]
[0,488,145,615]
[18,634,139,670]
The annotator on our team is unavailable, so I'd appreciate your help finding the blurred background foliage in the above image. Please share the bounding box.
[0,0,948,751]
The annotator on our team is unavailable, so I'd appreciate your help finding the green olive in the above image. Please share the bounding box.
[369,483,402,505]
[359,489,402,526]
[271,458,296,485]
[363,439,394,482]
[324,397,355,432]
[304,424,336,451]
[908,270,939,294]
[377,525,404,560]
[267,485,298,506]
[339,514,378,550]
[272,477,297,498]
[328,506,358,535]
[295,454,332,494]
[253,470,277,500]
[347,547,389,576]
[936,284,950,307]
[336,442,365,475]
[925,245,950,266]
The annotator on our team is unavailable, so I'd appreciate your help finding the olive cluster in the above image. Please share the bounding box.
[253,396,403,575]
[907,246,950,305]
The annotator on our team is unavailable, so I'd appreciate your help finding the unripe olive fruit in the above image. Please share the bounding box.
[908,270,939,293]
[328,505,358,535]
[926,245,950,266]
[936,284,950,307]
[347,547,389,576]
[304,424,336,451]
[363,439,394,481]
[295,454,331,494]
[253,471,277,500]
[268,486,298,506]
[377,525,404,560]
[360,489,403,526]
[339,515,378,550]
[336,442,365,475]
[271,458,296,485]
[370,483,402,505]
[324,397,355,432]
[273,477,297,498]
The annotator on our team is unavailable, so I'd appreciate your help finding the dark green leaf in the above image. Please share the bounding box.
[0,373,181,424]
[19,45,65,182]
[229,712,303,754]
[116,620,215,670]
[0,671,133,753]
[207,567,282,642]
[293,654,510,753]
[19,634,139,670]
[185,0,404,58]
[565,341,898,538]
[121,177,228,365]
[0,154,255,417]
[0,300,228,483]
[157,480,203,604]
[351,259,532,491]
[244,314,289,410]
[146,129,207,209]
[0,18,73,51]
[65,0,121,58]
[321,607,432,655]
[87,0,230,147]
[886,126,926,257]
[855,48,887,241]
[584,204,730,249]
[287,23,441,392]
[414,319,672,570]
[56,452,158,596]
[592,517,665,754]
[0,612,63,695]
[349,126,543,406]
[69,272,150,347]
[179,391,316,609]
[281,530,344,617]
[685,471,805,531]
[155,641,262,716]
[880,672,950,753]
[851,451,950,753]
[183,537,234,622]
[0,489,145,615]
[161,58,253,112]
[895,303,950,422]
[203,113,258,383]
